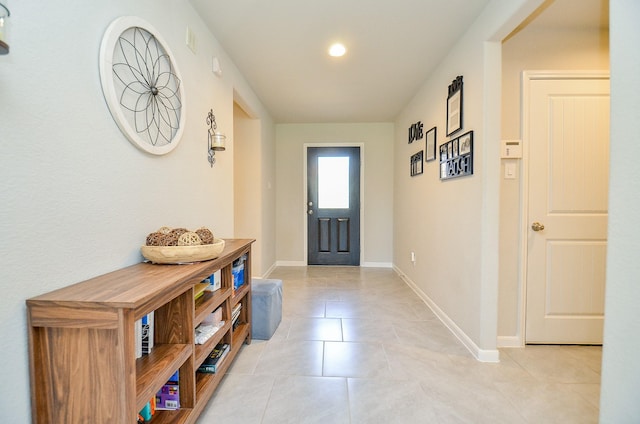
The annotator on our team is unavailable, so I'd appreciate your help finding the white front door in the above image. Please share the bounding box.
[524,72,610,344]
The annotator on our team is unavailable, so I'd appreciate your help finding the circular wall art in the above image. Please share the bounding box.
[99,16,186,155]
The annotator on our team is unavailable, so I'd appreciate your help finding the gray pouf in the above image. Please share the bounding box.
[251,278,283,340]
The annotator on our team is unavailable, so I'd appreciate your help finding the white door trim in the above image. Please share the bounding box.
[303,143,365,266]
[518,70,610,345]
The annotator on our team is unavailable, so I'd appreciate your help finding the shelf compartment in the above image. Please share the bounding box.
[194,287,231,326]
[136,343,192,412]
[231,282,250,306]
[194,321,232,368]
[231,322,250,347]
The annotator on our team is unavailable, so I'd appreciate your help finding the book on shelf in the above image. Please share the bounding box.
[232,256,246,290]
[135,318,142,359]
[141,311,154,355]
[195,320,226,345]
[197,343,230,373]
[232,304,242,322]
[204,270,222,292]
[138,397,156,423]
[194,282,209,301]
[155,371,180,410]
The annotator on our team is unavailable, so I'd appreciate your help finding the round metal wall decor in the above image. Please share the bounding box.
[99,16,186,155]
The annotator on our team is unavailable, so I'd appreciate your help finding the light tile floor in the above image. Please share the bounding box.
[198,266,601,423]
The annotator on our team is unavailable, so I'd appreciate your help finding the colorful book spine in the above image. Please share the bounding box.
[141,311,154,355]
[197,343,230,373]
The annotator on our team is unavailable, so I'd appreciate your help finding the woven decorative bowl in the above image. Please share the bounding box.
[141,238,225,264]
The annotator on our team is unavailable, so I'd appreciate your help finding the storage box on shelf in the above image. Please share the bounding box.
[27,239,254,424]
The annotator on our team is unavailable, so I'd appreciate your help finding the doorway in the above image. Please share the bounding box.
[523,71,610,344]
[306,146,361,265]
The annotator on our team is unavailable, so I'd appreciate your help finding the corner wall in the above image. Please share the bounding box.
[599,0,640,420]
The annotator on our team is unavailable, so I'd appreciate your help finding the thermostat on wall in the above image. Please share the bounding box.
[501,139,522,158]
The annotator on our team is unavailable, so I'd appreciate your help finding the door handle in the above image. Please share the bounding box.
[308,210,313,215]
[531,222,545,232]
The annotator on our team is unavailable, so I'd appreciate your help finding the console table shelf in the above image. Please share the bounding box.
[27,238,254,424]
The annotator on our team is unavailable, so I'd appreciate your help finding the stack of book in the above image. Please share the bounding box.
[135,311,154,359]
[198,343,230,374]
[232,304,242,330]
[195,306,224,344]
[155,371,180,410]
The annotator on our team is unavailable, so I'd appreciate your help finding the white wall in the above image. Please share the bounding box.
[392,0,543,359]
[599,0,640,421]
[275,123,394,266]
[0,1,273,421]
[234,102,275,277]
[499,27,609,340]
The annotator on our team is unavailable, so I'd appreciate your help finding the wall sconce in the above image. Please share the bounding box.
[207,109,226,167]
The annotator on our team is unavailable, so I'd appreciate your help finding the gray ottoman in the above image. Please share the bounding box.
[251,278,282,340]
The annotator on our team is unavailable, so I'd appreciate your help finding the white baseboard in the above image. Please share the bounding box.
[262,263,278,279]
[393,265,500,363]
[497,336,523,348]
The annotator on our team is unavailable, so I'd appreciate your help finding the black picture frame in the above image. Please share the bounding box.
[410,150,424,176]
[439,130,473,180]
[425,126,437,162]
[446,76,463,136]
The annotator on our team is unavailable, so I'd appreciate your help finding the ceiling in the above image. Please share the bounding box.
[190,0,608,124]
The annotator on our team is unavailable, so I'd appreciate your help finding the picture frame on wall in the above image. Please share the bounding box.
[446,76,463,136]
[439,130,474,181]
[410,150,424,176]
[459,131,472,155]
[425,126,437,162]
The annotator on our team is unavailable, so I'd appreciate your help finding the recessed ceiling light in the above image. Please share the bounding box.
[328,43,346,57]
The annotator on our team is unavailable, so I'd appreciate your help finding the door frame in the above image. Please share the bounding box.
[303,142,365,266]
[518,70,610,345]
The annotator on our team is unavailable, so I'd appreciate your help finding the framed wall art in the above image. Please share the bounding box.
[439,130,473,180]
[410,150,424,176]
[100,16,185,155]
[425,126,437,162]
[446,75,463,136]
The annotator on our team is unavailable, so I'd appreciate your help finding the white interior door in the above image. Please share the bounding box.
[525,72,610,344]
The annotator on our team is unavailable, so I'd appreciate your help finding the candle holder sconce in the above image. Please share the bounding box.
[206,109,226,167]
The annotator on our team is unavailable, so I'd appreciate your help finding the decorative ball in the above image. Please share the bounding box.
[195,227,214,244]
[157,226,172,235]
[178,231,202,246]
[170,228,189,238]
[146,232,165,246]
[162,232,180,246]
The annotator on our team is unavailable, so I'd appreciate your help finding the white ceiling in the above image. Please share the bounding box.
[190,0,608,123]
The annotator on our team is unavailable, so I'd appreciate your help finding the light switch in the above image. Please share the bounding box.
[504,162,516,179]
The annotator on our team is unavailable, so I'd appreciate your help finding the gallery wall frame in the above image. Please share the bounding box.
[446,76,463,136]
[440,130,473,180]
[410,150,424,176]
[425,126,437,162]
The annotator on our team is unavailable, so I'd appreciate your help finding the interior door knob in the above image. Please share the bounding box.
[531,222,545,232]
[308,210,313,215]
